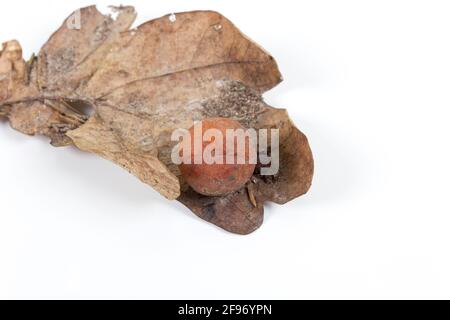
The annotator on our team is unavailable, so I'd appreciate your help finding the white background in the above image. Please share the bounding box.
[1,0,449,299]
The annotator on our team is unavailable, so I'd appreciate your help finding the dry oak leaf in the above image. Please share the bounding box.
[0,6,314,234]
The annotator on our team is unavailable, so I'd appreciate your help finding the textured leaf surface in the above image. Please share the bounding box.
[0,6,313,234]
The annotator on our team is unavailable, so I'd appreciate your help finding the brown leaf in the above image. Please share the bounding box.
[0,6,313,234]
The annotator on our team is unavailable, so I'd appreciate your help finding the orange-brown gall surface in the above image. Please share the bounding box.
[179,118,256,196]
